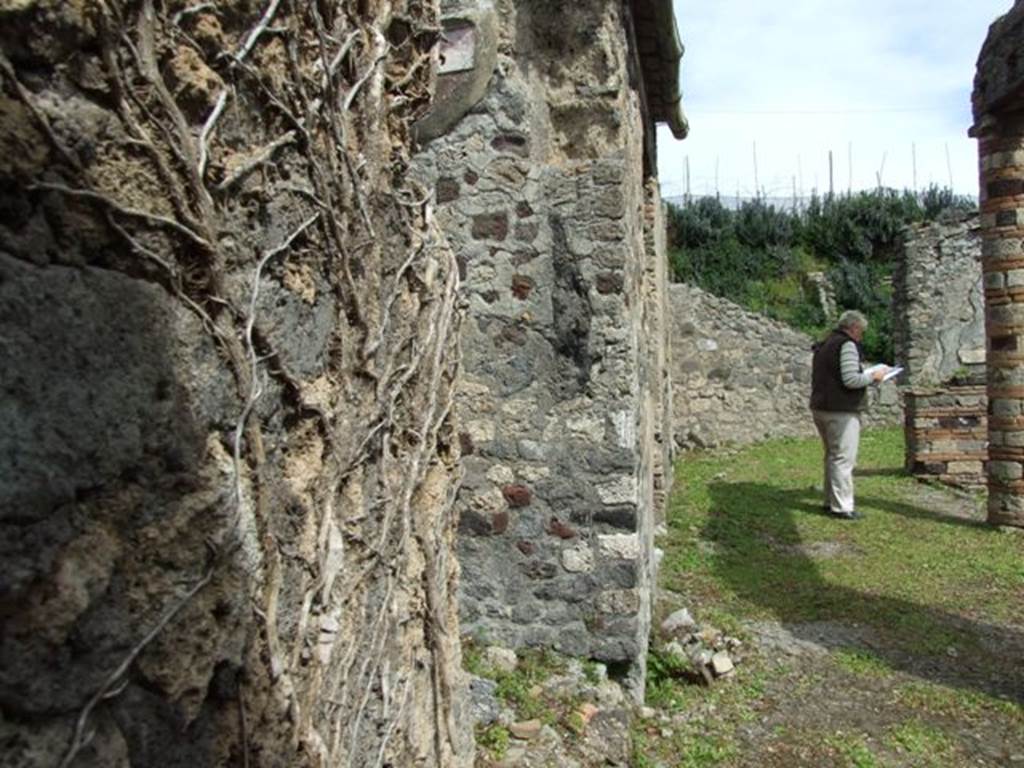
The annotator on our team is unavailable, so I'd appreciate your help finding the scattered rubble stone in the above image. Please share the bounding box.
[484,646,519,674]
[664,640,686,658]
[509,719,543,741]
[711,651,735,677]
[661,607,697,636]
[469,676,501,725]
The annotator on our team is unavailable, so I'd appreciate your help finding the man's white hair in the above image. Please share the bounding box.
[838,310,868,331]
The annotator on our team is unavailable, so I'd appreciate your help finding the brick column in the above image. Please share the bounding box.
[978,117,1024,526]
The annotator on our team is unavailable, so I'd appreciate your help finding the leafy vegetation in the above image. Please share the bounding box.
[886,719,958,765]
[464,642,609,763]
[666,187,976,360]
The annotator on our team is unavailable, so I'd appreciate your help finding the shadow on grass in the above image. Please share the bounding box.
[701,480,1024,704]
[854,467,906,478]
[853,493,989,530]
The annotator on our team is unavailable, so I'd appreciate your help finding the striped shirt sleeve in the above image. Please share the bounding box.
[839,340,872,389]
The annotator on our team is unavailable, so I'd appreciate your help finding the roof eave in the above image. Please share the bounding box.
[652,0,688,140]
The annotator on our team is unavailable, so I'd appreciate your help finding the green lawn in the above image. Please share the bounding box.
[662,428,1023,647]
[638,428,1024,767]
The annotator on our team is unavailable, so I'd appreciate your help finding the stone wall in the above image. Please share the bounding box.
[413,0,673,690]
[669,283,901,451]
[904,387,988,487]
[643,180,675,518]
[892,213,984,386]
[0,2,472,766]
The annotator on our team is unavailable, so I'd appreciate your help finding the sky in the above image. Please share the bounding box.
[657,0,1015,202]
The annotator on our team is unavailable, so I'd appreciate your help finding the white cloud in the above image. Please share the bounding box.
[658,0,1015,200]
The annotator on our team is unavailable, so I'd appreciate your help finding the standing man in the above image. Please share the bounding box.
[810,310,887,520]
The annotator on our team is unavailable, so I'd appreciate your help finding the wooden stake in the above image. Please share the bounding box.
[753,142,760,200]
[945,142,954,190]
[912,142,918,192]
[685,155,691,204]
[829,150,834,200]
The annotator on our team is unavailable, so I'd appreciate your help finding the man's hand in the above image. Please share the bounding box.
[871,367,888,383]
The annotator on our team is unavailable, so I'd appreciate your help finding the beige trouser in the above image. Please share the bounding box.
[812,410,861,515]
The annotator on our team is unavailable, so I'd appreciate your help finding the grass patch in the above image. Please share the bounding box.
[886,719,957,765]
[826,733,880,768]
[833,649,891,678]
[476,723,510,760]
[631,719,739,768]
[894,680,1024,722]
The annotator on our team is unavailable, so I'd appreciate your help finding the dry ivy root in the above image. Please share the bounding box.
[0,0,470,765]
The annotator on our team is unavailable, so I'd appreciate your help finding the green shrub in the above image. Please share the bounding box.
[667,187,976,357]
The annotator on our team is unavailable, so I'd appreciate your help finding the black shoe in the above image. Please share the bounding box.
[830,510,861,520]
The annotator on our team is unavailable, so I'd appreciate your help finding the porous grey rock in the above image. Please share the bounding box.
[663,640,686,658]
[561,544,595,573]
[598,533,641,560]
[661,608,698,636]
[484,646,519,674]
[469,676,501,725]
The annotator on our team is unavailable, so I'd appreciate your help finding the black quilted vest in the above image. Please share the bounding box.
[810,330,866,412]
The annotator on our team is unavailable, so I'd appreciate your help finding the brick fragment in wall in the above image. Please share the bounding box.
[471,212,509,241]
[516,540,536,556]
[490,134,529,157]
[522,560,558,580]
[547,518,576,540]
[988,179,1024,198]
[502,484,532,507]
[510,274,534,299]
[997,209,1019,226]
[491,510,510,534]
[436,176,460,203]
[514,222,539,242]
[595,271,625,294]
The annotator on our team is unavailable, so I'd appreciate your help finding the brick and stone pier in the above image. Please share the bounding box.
[972,0,1024,526]
[903,387,988,488]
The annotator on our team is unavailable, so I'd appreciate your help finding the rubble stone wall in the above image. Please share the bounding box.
[669,283,901,451]
[414,0,668,689]
[0,2,472,766]
[892,213,985,386]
